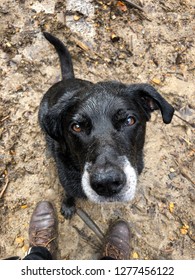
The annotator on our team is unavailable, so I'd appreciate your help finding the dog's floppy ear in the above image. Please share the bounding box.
[40,102,67,142]
[39,79,94,142]
[39,88,78,142]
[128,83,174,124]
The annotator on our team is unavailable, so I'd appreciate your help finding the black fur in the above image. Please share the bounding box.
[39,32,174,219]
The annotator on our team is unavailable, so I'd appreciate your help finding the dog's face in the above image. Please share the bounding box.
[65,84,142,203]
[41,80,174,203]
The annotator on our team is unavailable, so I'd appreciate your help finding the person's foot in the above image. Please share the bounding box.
[102,219,131,260]
[28,201,58,259]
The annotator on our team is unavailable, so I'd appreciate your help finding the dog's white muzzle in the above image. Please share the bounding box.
[81,156,137,203]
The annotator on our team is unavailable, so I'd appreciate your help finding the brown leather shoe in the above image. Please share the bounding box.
[29,201,58,259]
[102,219,131,260]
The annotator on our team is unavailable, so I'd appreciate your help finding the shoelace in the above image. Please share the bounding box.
[31,229,56,247]
[103,242,125,260]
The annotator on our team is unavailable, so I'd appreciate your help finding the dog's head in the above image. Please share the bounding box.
[40,79,174,203]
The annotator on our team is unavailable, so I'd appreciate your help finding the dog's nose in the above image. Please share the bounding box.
[90,167,125,197]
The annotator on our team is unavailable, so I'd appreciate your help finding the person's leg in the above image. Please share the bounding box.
[2,256,20,260]
[23,246,52,260]
[24,201,58,260]
[101,219,131,260]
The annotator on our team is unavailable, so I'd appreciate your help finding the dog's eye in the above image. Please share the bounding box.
[125,116,135,126]
[71,123,82,133]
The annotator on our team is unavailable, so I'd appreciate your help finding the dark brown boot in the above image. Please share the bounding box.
[102,219,131,260]
[28,201,58,259]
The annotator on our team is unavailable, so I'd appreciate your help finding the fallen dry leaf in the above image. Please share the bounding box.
[111,33,120,42]
[180,224,189,235]
[15,236,24,247]
[151,77,161,85]
[132,251,139,259]
[75,39,89,51]
[169,202,174,213]
[21,204,28,209]
[22,245,29,253]
[117,1,127,12]
[74,15,81,21]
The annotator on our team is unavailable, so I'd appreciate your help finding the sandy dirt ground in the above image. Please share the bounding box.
[0,0,195,260]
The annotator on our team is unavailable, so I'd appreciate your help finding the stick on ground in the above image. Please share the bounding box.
[123,0,145,12]
[0,177,9,199]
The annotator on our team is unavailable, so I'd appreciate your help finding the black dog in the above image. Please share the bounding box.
[39,32,174,219]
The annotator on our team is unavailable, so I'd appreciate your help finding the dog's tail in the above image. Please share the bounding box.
[43,32,74,80]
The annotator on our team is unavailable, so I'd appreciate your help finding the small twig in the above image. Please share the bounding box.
[174,160,195,187]
[123,0,152,21]
[174,113,195,128]
[72,36,104,60]
[73,38,89,52]
[88,70,104,80]
[0,177,9,199]
[0,115,10,122]
[180,137,193,146]
[130,34,133,52]
[188,67,195,72]
[123,0,145,12]
[188,233,195,242]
